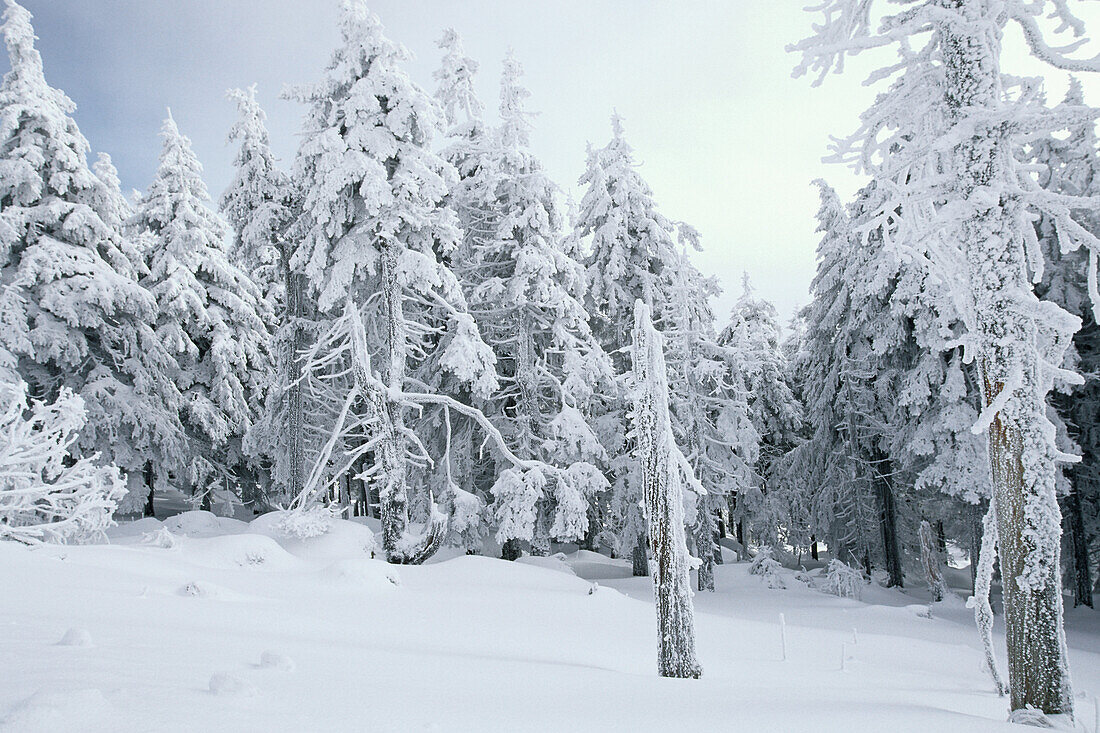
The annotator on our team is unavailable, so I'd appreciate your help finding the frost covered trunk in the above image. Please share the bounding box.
[940,4,1073,715]
[284,261,308,502]
[919,519,947,603]
[1064,488,1093,608]
[515,316,550,557]
[972,504,1008,696]
[377,245,411,559]
[693,507,716,592]
[632,301,701,679]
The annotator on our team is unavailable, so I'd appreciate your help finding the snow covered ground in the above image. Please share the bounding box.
[1,512,1098,732]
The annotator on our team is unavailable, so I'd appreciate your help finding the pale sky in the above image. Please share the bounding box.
[10,1,1100,323]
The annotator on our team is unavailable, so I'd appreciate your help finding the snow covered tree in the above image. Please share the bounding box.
[631,299,701,679]
[0,345,125,544]
[792,1,1100,717]
[720,274,801,548]
[663,241,755,590]
[791,181,905,584]
[286,1,504,562]
[577,114,682,575]
[1031,79,1100,610]
[220,84,308,508]
[429,29,499,550]
[0,0,184,515]
[132,114,269,505]
[450,51,610,557]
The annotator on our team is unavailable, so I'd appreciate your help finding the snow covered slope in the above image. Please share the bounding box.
[0,514,1097,732]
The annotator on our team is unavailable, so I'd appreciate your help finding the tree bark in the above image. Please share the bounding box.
[872,456,903,588]
[142,462,155,518]
[1064,488,1093,608]
[694,507,716,592]
[631,534,649,577]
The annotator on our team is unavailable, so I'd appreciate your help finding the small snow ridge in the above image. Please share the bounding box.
[516,553,577,576]
[180,534,301,572]
[258,650,296,671]
[321,559,401,591]
[0,689,111,733]
[208,673,259,697]
[56,627,93,647]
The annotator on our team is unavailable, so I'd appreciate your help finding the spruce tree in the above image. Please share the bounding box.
[0,0,184,515]
[132,114,269,505]
[576,114,681,575]
[793,1,1100,715]
[287,1,499,562]
[220,85,308,508]
[459,52,610,557]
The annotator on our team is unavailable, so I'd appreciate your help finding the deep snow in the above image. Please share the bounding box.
[0,512,1098,732]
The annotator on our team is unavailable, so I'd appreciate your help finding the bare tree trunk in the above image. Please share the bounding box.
[1064,488,1093,608]
[985,371,1073,715]
[530,499,552,557]
[872,456,903,588]
[283,262,307,505]
[143,462,155,518]
[631,534,649,577]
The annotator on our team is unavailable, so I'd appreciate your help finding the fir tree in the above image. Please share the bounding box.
[466,51,610,557]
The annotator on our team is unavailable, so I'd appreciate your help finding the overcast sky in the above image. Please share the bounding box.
[9,1,1100,322]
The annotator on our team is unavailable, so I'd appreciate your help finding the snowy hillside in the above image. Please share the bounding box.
[0,512,1096,732]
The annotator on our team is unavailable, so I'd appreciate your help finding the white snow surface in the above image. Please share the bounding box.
[1,511,1098,732]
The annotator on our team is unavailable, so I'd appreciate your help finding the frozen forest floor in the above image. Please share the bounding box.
[1,512,1098,732]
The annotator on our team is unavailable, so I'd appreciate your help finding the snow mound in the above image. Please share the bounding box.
[56,627,92,647]
[163,511,249,538]
[258,650,296,671]
[208,673,259,697]
[516,553,577,576]
[320,559,401,591]
[421,554,592,592]
[105,516,163,540]
[180,534,302,572]
[249,513,379,562]
[0,689,112,733]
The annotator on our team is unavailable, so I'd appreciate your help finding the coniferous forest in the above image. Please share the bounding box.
[1,1,1100,730]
